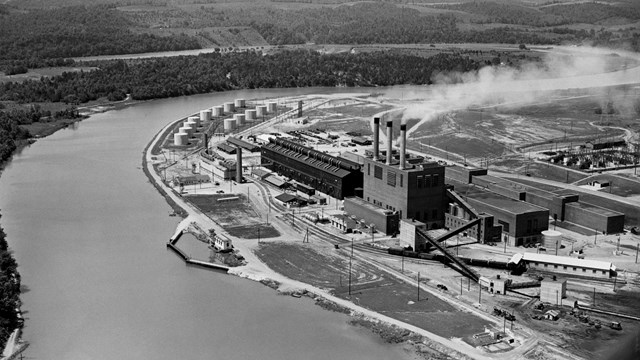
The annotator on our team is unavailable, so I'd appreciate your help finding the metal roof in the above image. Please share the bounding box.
[264,175,287,188]
[275,193,297,203]
[522,252,614,271]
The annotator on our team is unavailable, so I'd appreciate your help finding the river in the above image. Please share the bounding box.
[0,88,416,360]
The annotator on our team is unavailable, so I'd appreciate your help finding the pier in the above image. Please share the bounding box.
[166,239,229,272]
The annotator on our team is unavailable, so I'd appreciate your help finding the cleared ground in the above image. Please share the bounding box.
[255,242,490,343]
[186,194,280,239]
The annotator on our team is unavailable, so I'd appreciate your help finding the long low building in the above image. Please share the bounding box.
[511,253,616,279]
[261,138,363,199]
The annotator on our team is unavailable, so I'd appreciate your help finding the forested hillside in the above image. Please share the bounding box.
[1,50,478,103]
[0,5,200,71]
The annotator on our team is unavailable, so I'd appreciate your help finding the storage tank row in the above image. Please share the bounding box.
[173,116,202,146]
[174,98,282,141]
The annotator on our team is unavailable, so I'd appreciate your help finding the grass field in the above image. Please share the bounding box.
[256,242,490,342]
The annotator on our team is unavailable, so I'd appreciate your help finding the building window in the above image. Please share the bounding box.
[554,265,558,268]
[592,270,596,274]
[544,264,548,268]
[573,267,577,271]
[602,271,606,275]
[424,175,431,187]
[367,163,370,176]
[374,165,383,179]
[387,170,396,187]
[400,174,403,187]
[527,220,532,233]
[582,268,586,272]
[417,175,423,188]
[432,174,439,187]
[563,266,567,270]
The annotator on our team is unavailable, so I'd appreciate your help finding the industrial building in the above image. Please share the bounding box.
[260,138,363,199]
[465,191,549,246]
[227,137,260,153]
[198,150,238,180]
[510,253,616,279]
[344,118,447,234]
[445,167,625,239]
[540,278,567,305]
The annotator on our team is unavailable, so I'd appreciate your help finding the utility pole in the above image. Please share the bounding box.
[635,242,638,263]
[594,229,597,245]
[593,287,596,306]
[460,278,463,296]
[402,251,404,273]
[479,282,482,304]
[349,237,354,296]
[417,272,420,301]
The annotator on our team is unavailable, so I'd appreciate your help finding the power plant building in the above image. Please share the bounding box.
[344,119,447,235]
[260,138,363,199]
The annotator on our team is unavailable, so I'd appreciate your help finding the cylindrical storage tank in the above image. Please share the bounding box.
[234,114,246,127]
[174,132,188,146]
[267,102,277,113]
[188,116,200,127]
[179,126,193,137]
[256,105,267,117]
[185,121,198,133]
[200,110,211,123]
[223,118,236,133]
[542,230,562,249]
[245,109,257,121]
[213,106,224,117]
[234,99,245,108]
[224,102,235,113]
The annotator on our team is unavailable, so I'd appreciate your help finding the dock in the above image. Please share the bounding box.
[166,241,229,272]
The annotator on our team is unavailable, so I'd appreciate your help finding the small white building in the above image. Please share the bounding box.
[213,236,232,252]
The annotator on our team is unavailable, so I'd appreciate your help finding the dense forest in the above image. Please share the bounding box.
[0,217,21,350]
[0,5,200,71]
[435,1,640,26]
[0,50,479,103]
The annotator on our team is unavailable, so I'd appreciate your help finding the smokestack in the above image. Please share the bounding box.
[399,123,406,170]
[373,117,380,160]
[203,133,208,153]
[386,120,393,165]
[236,147,242,183]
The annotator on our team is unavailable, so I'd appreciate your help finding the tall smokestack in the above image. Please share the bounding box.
[399,124,407,170]
[373,117,380,160]
[236,147,242,183]
[386,120,393,165]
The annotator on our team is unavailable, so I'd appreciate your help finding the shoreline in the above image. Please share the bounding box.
[140,104,491,360]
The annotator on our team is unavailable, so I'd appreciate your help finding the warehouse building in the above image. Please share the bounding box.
[465,191,549,247]
[260,138,363,199]
[450,170,625,236]
[511,252,616,279]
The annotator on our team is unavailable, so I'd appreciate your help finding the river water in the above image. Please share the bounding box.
[0,88,416,360]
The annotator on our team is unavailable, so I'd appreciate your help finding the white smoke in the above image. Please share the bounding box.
[401,46,640,131]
